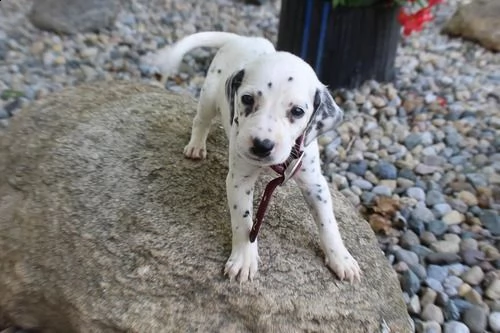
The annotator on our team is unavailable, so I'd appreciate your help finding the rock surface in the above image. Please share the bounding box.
[0,82,412,333]
[442,0,500,51]
[28,0,120,34]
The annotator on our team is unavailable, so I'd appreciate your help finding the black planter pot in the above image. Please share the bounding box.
[277,0,401,90]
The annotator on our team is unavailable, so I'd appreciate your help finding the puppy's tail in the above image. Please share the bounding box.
[143,31,240,77]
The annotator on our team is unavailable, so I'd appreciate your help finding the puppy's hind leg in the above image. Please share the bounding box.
[184,89,216,160]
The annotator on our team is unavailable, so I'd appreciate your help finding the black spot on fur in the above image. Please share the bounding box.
[225,69,245,125]
[217,69,222,74]
[268,82,272,88]
[316,121,324,131]
[233,204,237,210]
[320,223,324,227]
[323,200,328,204]
[288,76,293,81]
[234,117,239,126]
[301,168,307,172]
[306,190,311,196]
[246,190,251,195]
[234,185,238,188]
[314,89,321,109]
[268,128,272,133]
[244,106,253,117]
[257,90,262,96]
[243,210,250,218]
[316,194,322,201]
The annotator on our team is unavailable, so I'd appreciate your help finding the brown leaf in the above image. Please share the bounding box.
[372,196,400,217]
[369,214,392,235]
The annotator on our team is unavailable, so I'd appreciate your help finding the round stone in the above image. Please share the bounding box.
[461,266,485,286]
[406,187,426,201]
[489,312,500,332]
[427,265,449,283]
[430,240,459,254]
[401,269,420,297]
[421,303,444,324]
[486,279,500,300]
[442,210,465,225]
[443,321,470,333]
[426,220,448,236]
[374,161,397,180]
[400,230,420,249]
[457,190,478,206]
[462,305,487,333]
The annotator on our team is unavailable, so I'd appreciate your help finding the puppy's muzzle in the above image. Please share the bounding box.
[250,138,275,158]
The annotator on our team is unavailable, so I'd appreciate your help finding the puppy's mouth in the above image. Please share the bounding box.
[240,152,276,166]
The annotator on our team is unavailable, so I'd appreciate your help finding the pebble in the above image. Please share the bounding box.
[461,249,485,266]
[407,187,426,201]
[480,210,500,236]
[400,230,420,249]
[401,269,420,296]
[420,288,437,308]
[489,312,500,332]
[462,305,487,333]
[372,185,392,197]
[426,253,461,265]
[395,247,419,267]
[443,321,470,333]
[426,220,448,236]
[426,277,444,293]
[461,266,485,286]
[415,320,442,333]
[374,161,398,179]
[421,303,444,324]
[430,241,460,254]
[408,294,421,315]
[457,190,478,206]
[427,265,449,283]
[411,205,436,224]
[486,279,500,300]
[433,203,452,218]
[442,210,465,225]
[443,299,460,321]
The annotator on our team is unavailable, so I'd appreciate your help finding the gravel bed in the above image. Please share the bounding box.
[0,0,499,332]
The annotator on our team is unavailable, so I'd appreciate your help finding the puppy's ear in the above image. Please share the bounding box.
[225,69,245,125]
[304,87,344,146]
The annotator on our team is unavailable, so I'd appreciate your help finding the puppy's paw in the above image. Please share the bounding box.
[224,242,259,283]
[183,142,207,160]
[325,247,361,284]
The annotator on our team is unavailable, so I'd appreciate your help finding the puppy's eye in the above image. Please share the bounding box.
[290,106,305,118]
[241,94,254,106]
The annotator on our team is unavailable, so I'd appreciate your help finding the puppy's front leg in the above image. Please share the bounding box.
[224,156,260,282]
[294,142,361,283]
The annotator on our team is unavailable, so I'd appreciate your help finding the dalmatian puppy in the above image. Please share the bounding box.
[144,32,361,283]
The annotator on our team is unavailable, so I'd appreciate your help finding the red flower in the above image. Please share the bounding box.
[398,6,434,36]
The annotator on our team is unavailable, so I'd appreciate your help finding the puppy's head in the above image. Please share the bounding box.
[225,52,343,166]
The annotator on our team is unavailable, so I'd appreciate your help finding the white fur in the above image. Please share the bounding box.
[144,32,361,283]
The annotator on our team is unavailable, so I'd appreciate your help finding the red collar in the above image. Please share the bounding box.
[249,135,305,242]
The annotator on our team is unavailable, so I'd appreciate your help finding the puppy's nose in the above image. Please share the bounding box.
[251,138,275,157]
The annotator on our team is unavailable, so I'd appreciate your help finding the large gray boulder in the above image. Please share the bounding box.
[0,82,412,333]
[442,0,500,52]
[28,0,120,34]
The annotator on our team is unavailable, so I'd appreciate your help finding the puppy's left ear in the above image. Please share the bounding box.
[304,87,344,146]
